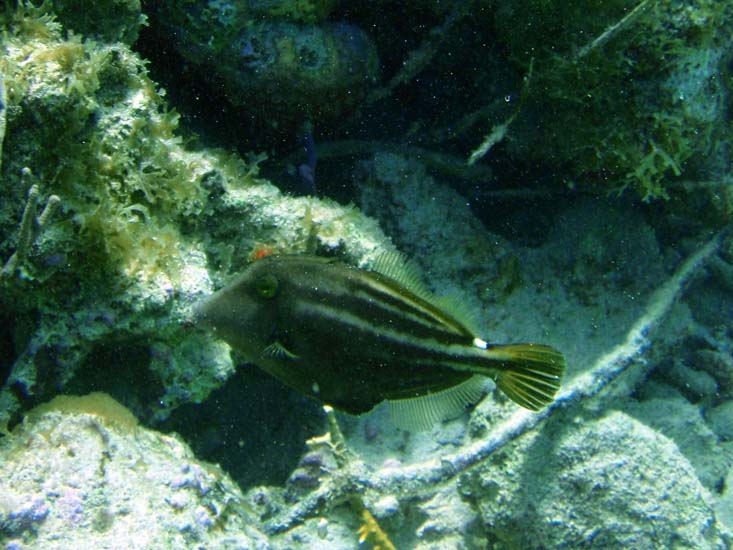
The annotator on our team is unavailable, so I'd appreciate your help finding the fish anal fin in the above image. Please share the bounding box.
[489,344,565,411]
[262,341,300,360]
[388,375,489,431]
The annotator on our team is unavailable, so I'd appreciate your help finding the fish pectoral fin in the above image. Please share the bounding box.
[388,375,489,431]
[262,340,300,360]
[488,344,565,411]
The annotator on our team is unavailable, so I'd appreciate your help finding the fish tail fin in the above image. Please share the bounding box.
[485,343,565,411]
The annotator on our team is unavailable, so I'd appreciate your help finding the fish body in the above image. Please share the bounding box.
[195,253,565,420]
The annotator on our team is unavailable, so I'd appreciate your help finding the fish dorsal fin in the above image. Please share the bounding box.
[372,251,483,335]
[262,341,300,360]
[371,250,433,302]
[433,293,485,336]
[387,376,489,431]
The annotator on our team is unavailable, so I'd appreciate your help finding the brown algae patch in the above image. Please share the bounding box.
[25,392,139,433]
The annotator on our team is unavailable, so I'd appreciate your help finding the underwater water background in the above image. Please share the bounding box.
[1,1,732,548]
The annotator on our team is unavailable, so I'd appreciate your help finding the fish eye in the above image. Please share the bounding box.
[255,274,279,299]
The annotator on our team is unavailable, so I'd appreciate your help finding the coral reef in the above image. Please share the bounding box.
[1,1,732,549]
[0,393,270,548]
[462,410,724,549]
[143,0,733,206]
[625,396,731,491]
[1,173,60,279]
[47,0,145,44]
[3,203,729,548]
[150,1,379,130]
[493,0,733,199]
[0,2,390,430]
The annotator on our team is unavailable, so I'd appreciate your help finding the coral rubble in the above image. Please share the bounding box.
[1,2,732,549]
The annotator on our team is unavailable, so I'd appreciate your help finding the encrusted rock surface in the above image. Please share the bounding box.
[0,394,270,549]
[459,410,727,549]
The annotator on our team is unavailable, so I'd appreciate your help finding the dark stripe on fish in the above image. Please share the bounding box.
[288,266,472,346]
[293,278,472,346]
[353,273,471,336]
[295,297,497,370]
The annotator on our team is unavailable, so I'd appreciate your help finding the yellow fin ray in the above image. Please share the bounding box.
[487,343,565,411]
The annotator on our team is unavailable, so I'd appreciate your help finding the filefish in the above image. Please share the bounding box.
[195,252,565,428]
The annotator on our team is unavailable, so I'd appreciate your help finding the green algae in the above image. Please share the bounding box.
[494,0,733,200]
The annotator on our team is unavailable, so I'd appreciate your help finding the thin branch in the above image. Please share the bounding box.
[575,0,653,59]
[293,139,494,183]
[467,58,534,166]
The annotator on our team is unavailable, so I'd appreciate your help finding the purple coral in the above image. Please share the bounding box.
[169,463,212,496]
[57,488,84,526]
[5,496,49,533]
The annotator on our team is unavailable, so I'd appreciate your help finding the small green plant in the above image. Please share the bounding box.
[495,0,733,199]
